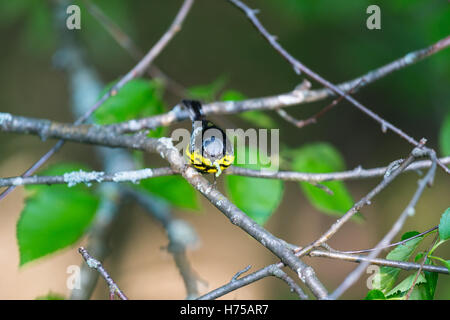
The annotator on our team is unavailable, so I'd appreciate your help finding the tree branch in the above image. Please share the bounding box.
[308,250,449,275]
[0,167,175,187]
[2,155,448,188]
[227,157,449,182]
[78,247,128,300]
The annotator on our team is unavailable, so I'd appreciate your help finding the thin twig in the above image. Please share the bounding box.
[78,247,128,300]
[405,233,440,300]
[277,79,364,128]
[308,250,449,275]
[341,225,438,255]
[227,157,449,182]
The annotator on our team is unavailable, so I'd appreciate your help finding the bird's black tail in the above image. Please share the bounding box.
[182,99,204,121]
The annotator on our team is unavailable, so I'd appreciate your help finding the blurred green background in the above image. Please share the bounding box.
[0,0,449,300]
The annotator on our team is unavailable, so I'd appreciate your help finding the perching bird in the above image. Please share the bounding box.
[182,99,234,180]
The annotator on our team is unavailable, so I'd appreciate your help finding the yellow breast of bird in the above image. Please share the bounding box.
[185,145,234,173]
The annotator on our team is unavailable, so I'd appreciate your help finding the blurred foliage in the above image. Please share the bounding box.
[0,0,55,53]
[267,0,450,117]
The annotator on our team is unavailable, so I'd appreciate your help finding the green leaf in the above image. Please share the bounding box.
[401,231,420,241]
[386,273,427,299]
[240,111,277,129]
[372,232,424,293]
[138,175,199,210]
[438,207,450,241]
[424,259,438,300]
[93,78,166,137]
[414,252,424,262]
[17,164,99,266]
[291,143,356,219]
[35,292,65,300]
[188,76,228,102]
[439,112,450,156]
[226,147,284,225]
[364,289,386,300]
[221,90,246,102]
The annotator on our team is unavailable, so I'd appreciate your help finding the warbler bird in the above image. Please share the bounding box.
[183,99,234,179]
